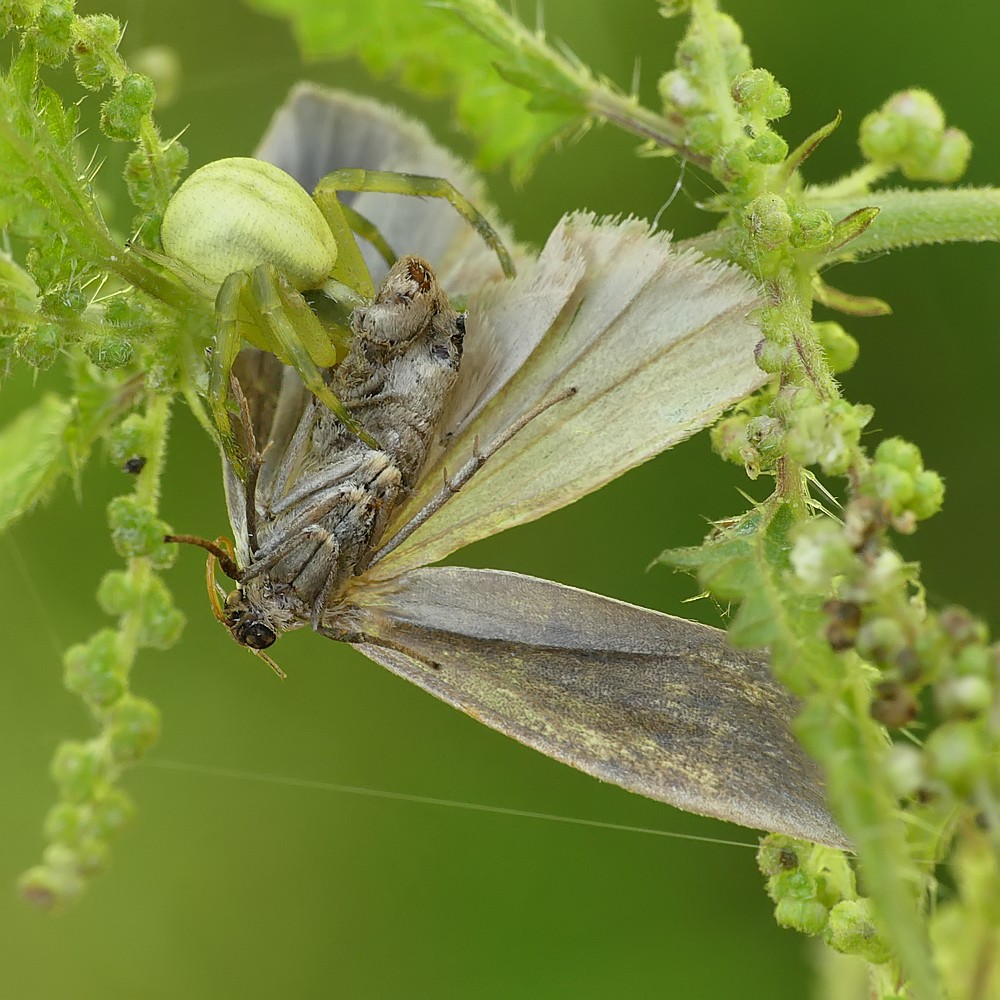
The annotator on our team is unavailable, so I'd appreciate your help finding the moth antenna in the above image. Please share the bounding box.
[165,533,241,580]
[253,648,288,680]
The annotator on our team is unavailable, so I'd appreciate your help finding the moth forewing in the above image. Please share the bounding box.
[345,567,849,850]
[369,213,767,581]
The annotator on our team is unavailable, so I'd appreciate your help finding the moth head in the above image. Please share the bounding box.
[223,590,278,650]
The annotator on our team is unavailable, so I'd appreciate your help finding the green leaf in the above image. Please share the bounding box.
[660,502,827,686]
[0,394,72,535]
[247,0,585,179]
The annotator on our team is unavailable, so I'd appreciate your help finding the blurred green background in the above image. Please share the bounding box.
[2,1,998,997]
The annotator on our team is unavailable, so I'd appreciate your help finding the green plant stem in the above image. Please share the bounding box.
[115,392,170,668]
[814,661,941,1000]
[690,0,743,148]
[812,187,1000,258]
[683,186,1000,263]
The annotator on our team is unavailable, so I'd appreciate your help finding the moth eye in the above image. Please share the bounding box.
[431,343,453,362]
[243,621,277,650]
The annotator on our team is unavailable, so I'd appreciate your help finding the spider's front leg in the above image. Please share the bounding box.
[210,265,378,469]
[315,169,516,279]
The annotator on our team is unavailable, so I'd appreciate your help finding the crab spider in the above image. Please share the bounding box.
[155,157,515,462]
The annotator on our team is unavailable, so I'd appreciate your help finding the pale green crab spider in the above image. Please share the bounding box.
[154,157,515,461]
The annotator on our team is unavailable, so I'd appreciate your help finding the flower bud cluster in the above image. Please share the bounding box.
[789,441,1000,835]
[22,401,180,909]
[758,836,892,963]
[859,89,971,183]
[658,13,789,200]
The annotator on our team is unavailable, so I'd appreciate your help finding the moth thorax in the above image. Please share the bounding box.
[224,590,278,650]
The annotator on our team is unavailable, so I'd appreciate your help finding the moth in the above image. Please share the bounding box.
[172,84,848,850]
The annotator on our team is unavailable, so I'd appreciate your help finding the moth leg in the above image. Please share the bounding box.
[364,387,577,569]
[241,485,357,581]
[266,453,367,518]
[301,524,343,630]
[247,264,380,449]
[315,169,515,279]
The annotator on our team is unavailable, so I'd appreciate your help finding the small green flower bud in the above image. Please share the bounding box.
[875,437,922,474]
[774,896,829,935]
[675,35,707,73]
[63,629,126,708]
[715,13,744,49]
[51,740,107,803]
[109,413,151,472]
[125,140,189,213]
[95,568,135,616]
[101,73,155,141]
[906,127,972,183]
[107,695,162,764]
[754,339,792,374]
[824,899,892,964]
[789,208,833,250]
[757,835,801,876]
[909,469,944,520]
[19,865,81,910]
[744,193,792,250]
[31,1,74,67]
[72,14,122,91]
[136,576,185,650]
[813,321,859,373]
[786,398,871,476]
[748,130,788,165]
[14,321,63,368]
[710,413,750,465]
[925,721,987,795]
[861,461,915,517]
[658,69,701,112]
[744,414,784,457]
[713,140,752,180]
[84,332,133,369]
[955,644,992,678]
[685,112,725,156]
[75,838,111,877]
[106,495,175,566]
[731,69,790,120]
[790,519,854,592]
[936,676,992,719]
[856,617,907,663]
[90,787,134,839]
[884,743,924,798]
[41,285,86,317]
[43,802,86,846]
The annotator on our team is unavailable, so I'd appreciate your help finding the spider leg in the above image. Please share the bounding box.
[248,264,380,449]
[315,168,515,279]
[340,202,398,271]
[209,272,254,470]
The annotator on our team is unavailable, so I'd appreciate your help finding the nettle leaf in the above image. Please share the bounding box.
[660,502,828,693]
[0,395,73,535]
[248,0,585,178]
